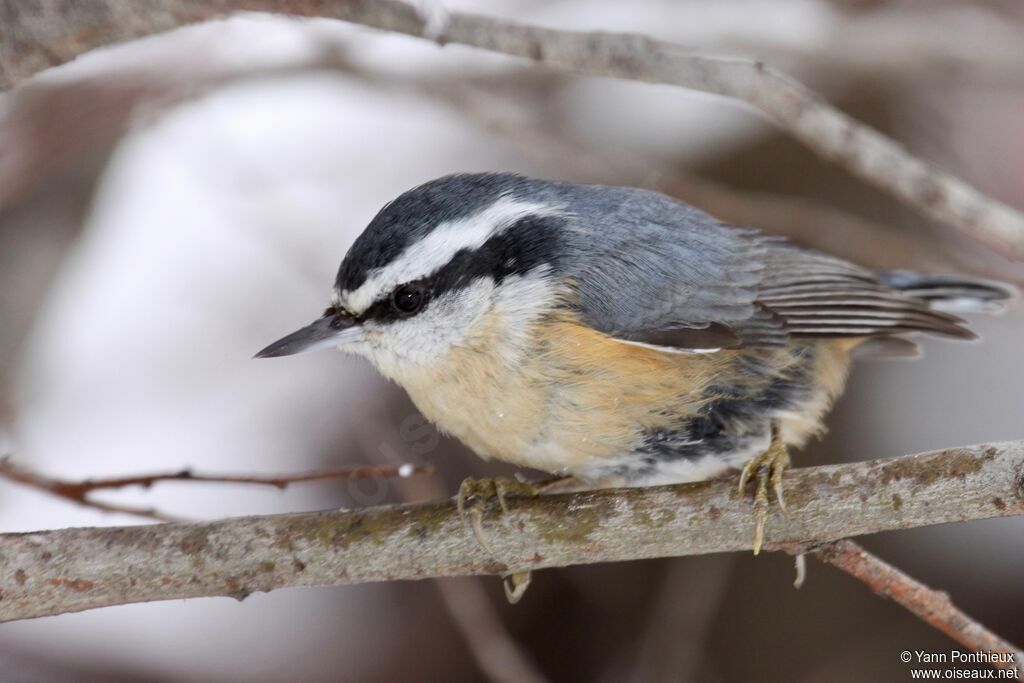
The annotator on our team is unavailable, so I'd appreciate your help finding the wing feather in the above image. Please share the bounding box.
[561,185,979,351]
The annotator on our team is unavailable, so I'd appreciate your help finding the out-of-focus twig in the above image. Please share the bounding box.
[3,0,1024,259]
[814,540,1024,678]
[379,67,1024,285]
[626,555,735,683]
[0,456,431,522]
[433,577,551,683]
[366,421,551,683]
[3,7,1022,283]
[721,4,1024,85]
[0,45,359,209]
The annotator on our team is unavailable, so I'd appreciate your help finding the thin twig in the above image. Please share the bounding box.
[0,456,431,522]
[0,458,178,522]
[1,441,1022,626]
[2,0,1023,258]
[814,540,1024,678]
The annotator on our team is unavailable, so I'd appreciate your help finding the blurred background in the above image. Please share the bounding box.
[1,0,1023,681]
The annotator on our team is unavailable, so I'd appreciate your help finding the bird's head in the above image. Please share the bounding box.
[256,174,569,380]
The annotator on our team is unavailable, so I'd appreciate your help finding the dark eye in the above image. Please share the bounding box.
[392,285,424,314]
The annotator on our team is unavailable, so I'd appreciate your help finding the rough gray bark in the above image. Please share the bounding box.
[1,441,1022,622]
[3,0,1024,259]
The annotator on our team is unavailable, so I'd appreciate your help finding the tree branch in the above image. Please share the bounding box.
[1,441,1022,625]
[385,66,1024,285]
[3,0,1024,259]
[814,540,1024,676]
[0,456,431,522]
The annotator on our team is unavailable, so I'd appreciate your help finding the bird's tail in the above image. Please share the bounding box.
[880,271,1017,315]
[850,272,1014,360]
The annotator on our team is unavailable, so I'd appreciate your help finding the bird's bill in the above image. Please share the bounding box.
[254,313,361,358]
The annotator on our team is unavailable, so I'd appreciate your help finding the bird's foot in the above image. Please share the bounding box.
[456,476,560,602]
[456,476,535,553]
[456,475,578,547]
[737,427,790,555]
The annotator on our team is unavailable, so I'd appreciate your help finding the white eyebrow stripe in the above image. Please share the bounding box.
[340,196,558,314]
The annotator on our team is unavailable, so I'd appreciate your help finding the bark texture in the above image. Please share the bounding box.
[1,441,1022,622]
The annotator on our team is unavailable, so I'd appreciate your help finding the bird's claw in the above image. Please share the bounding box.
[456,476,544,602]
[737,428,791,555]
[456,477,493,555]
[503,571,532,604]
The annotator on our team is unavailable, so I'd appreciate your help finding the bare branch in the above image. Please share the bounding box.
[3,0,1023,258]
[1,441,1022,626]
[719,5,1024,85]
[814,540,1024,677]
[0,457,431,521]
[386,67,1024,285]
[0,458,180,522]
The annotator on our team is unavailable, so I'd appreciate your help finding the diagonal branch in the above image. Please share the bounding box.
[1,441,1022,633]
[2,0,1024,259]
[383,66,1024,285]
[814,539,1024,676]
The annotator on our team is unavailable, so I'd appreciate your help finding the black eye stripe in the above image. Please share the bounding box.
[334,174,536,293]
[428,214,565,296]
[355,214,564,325]
[359,297,399,323]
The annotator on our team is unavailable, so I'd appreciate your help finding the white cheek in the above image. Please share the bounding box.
[352,267,559,382]
[490,268,555,346]
[356,279,497,378]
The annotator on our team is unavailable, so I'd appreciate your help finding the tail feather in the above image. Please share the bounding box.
[880,271,1016,315]
[846,271,1015,360]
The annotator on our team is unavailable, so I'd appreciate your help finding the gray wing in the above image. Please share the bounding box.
[561,186,973,349]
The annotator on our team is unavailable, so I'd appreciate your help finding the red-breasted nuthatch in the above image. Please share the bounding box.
[257,173,1013,553]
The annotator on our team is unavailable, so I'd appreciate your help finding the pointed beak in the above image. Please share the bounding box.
[254,311,360,359]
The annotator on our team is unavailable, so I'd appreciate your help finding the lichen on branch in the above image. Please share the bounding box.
[1,441,1022,623]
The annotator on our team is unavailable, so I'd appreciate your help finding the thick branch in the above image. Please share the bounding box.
[3,1,1024,258]
[1,441,1022,623]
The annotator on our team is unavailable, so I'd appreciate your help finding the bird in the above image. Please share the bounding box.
[256,172,1013,556]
